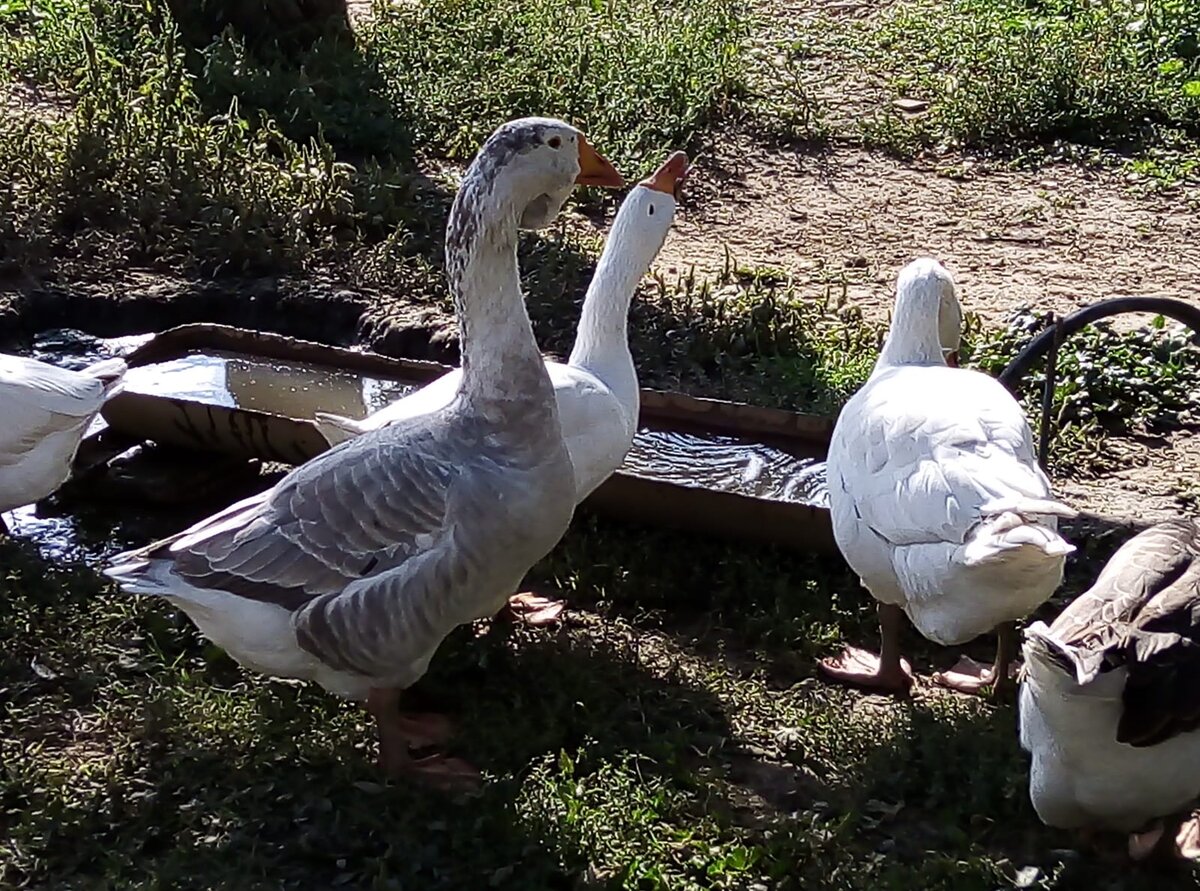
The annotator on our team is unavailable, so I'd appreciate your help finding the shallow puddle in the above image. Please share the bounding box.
[122,351,419,420]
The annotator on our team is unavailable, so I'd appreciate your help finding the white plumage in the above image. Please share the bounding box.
[821,258,1074,695]
[0,353,126,518]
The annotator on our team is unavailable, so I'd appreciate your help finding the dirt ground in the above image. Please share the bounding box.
[639,134,1200,328]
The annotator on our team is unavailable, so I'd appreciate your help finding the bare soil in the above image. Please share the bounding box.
[647,133,1200,328]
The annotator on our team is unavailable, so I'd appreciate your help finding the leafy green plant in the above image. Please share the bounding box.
[787,0,1200,179]
[965,308,1200,473]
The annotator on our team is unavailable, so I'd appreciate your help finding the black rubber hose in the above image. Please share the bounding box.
[997,296,1200,391]
[995,295,1200,468]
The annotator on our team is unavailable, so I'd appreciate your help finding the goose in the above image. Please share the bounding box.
[104,118,625,784]
[818,258,1074,698]
[1020,518,1200,861]
[315,150,689,624]
[0,354,127,532]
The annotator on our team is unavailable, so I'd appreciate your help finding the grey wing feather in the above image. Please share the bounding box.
[157,425,467,667]
[1050,519,1200,747]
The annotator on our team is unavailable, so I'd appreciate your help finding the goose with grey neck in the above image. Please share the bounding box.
[818,258,1074,699]
[1020,518,1200,862]
[104,118,625,785]
[315,150,688,623]
[0,353,126,534]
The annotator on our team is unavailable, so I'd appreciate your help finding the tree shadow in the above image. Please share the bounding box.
[176,3,415,165]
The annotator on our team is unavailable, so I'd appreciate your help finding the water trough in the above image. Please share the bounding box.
[53,297,1199,557]
[94,324,838,552]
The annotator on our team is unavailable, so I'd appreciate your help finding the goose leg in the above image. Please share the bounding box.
[502,591,565,627]
[990,622,1019,700]
[1173,811,1200,861]
[932,622,1019,698]
[365,688,480,789]
[818,603,914,694]
[1128,820,1165,861]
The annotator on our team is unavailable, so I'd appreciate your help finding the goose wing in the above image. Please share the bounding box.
[1049,520,1200,747]
[832,367,1060,547]
[110,417,498,679]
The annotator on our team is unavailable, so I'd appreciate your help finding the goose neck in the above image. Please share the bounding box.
[446,180,553,409]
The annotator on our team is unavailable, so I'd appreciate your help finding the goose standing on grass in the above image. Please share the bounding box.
[315,150,689,624]
[1020,518,1200,861]
[104,118,625,785]
[0,354,126,533]
[818,258,1074,699]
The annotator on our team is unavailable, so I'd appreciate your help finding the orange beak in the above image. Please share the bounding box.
[640,150,690,197]
[575,134,625,188]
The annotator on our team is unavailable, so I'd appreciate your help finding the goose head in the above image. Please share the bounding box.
[936,273,963,368]
[606,150,688,268]
[878,257,963,370]
[458,117,624,232]
[446,117,623,298]
[568,150,689,382]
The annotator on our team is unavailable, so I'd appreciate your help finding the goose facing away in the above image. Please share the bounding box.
[314,150,689,623]
[1020,518,1200,861]
[0,354,127,532]
[819,258,1074,699]
[104,118,625,785]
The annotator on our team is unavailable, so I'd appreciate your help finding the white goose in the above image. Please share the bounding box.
[315,150,688,623]
[1020,518,1200,861]
[0,353,126,532]
[104,118,625,784]
[819,258,1074,698]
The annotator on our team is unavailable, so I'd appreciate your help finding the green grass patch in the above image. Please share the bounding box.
[0,0,748,283]
[776,0,1200,180]
[0,502,1175,890]
[366,0,748,178]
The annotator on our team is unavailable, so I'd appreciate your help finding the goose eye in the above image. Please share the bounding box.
[648,204,655,216]
[548,136,562,149]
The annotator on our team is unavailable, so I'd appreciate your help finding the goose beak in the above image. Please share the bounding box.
[575,134,625,188]
[640,150,690,198]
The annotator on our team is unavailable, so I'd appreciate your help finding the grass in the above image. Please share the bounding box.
[0,502,1177,891]
[0,0,745,280]
[767,0,1200,181]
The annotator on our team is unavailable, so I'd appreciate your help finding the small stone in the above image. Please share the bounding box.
[1013,865,1040,887]
[892,97,929,114]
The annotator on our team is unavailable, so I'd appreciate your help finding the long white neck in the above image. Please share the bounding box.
[875,276,948,372]
[447,177,555,414]
[567,240,645,420]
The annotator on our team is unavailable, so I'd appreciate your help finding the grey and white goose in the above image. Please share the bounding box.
[1020,518,1200,860]
[104,118,624,785]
